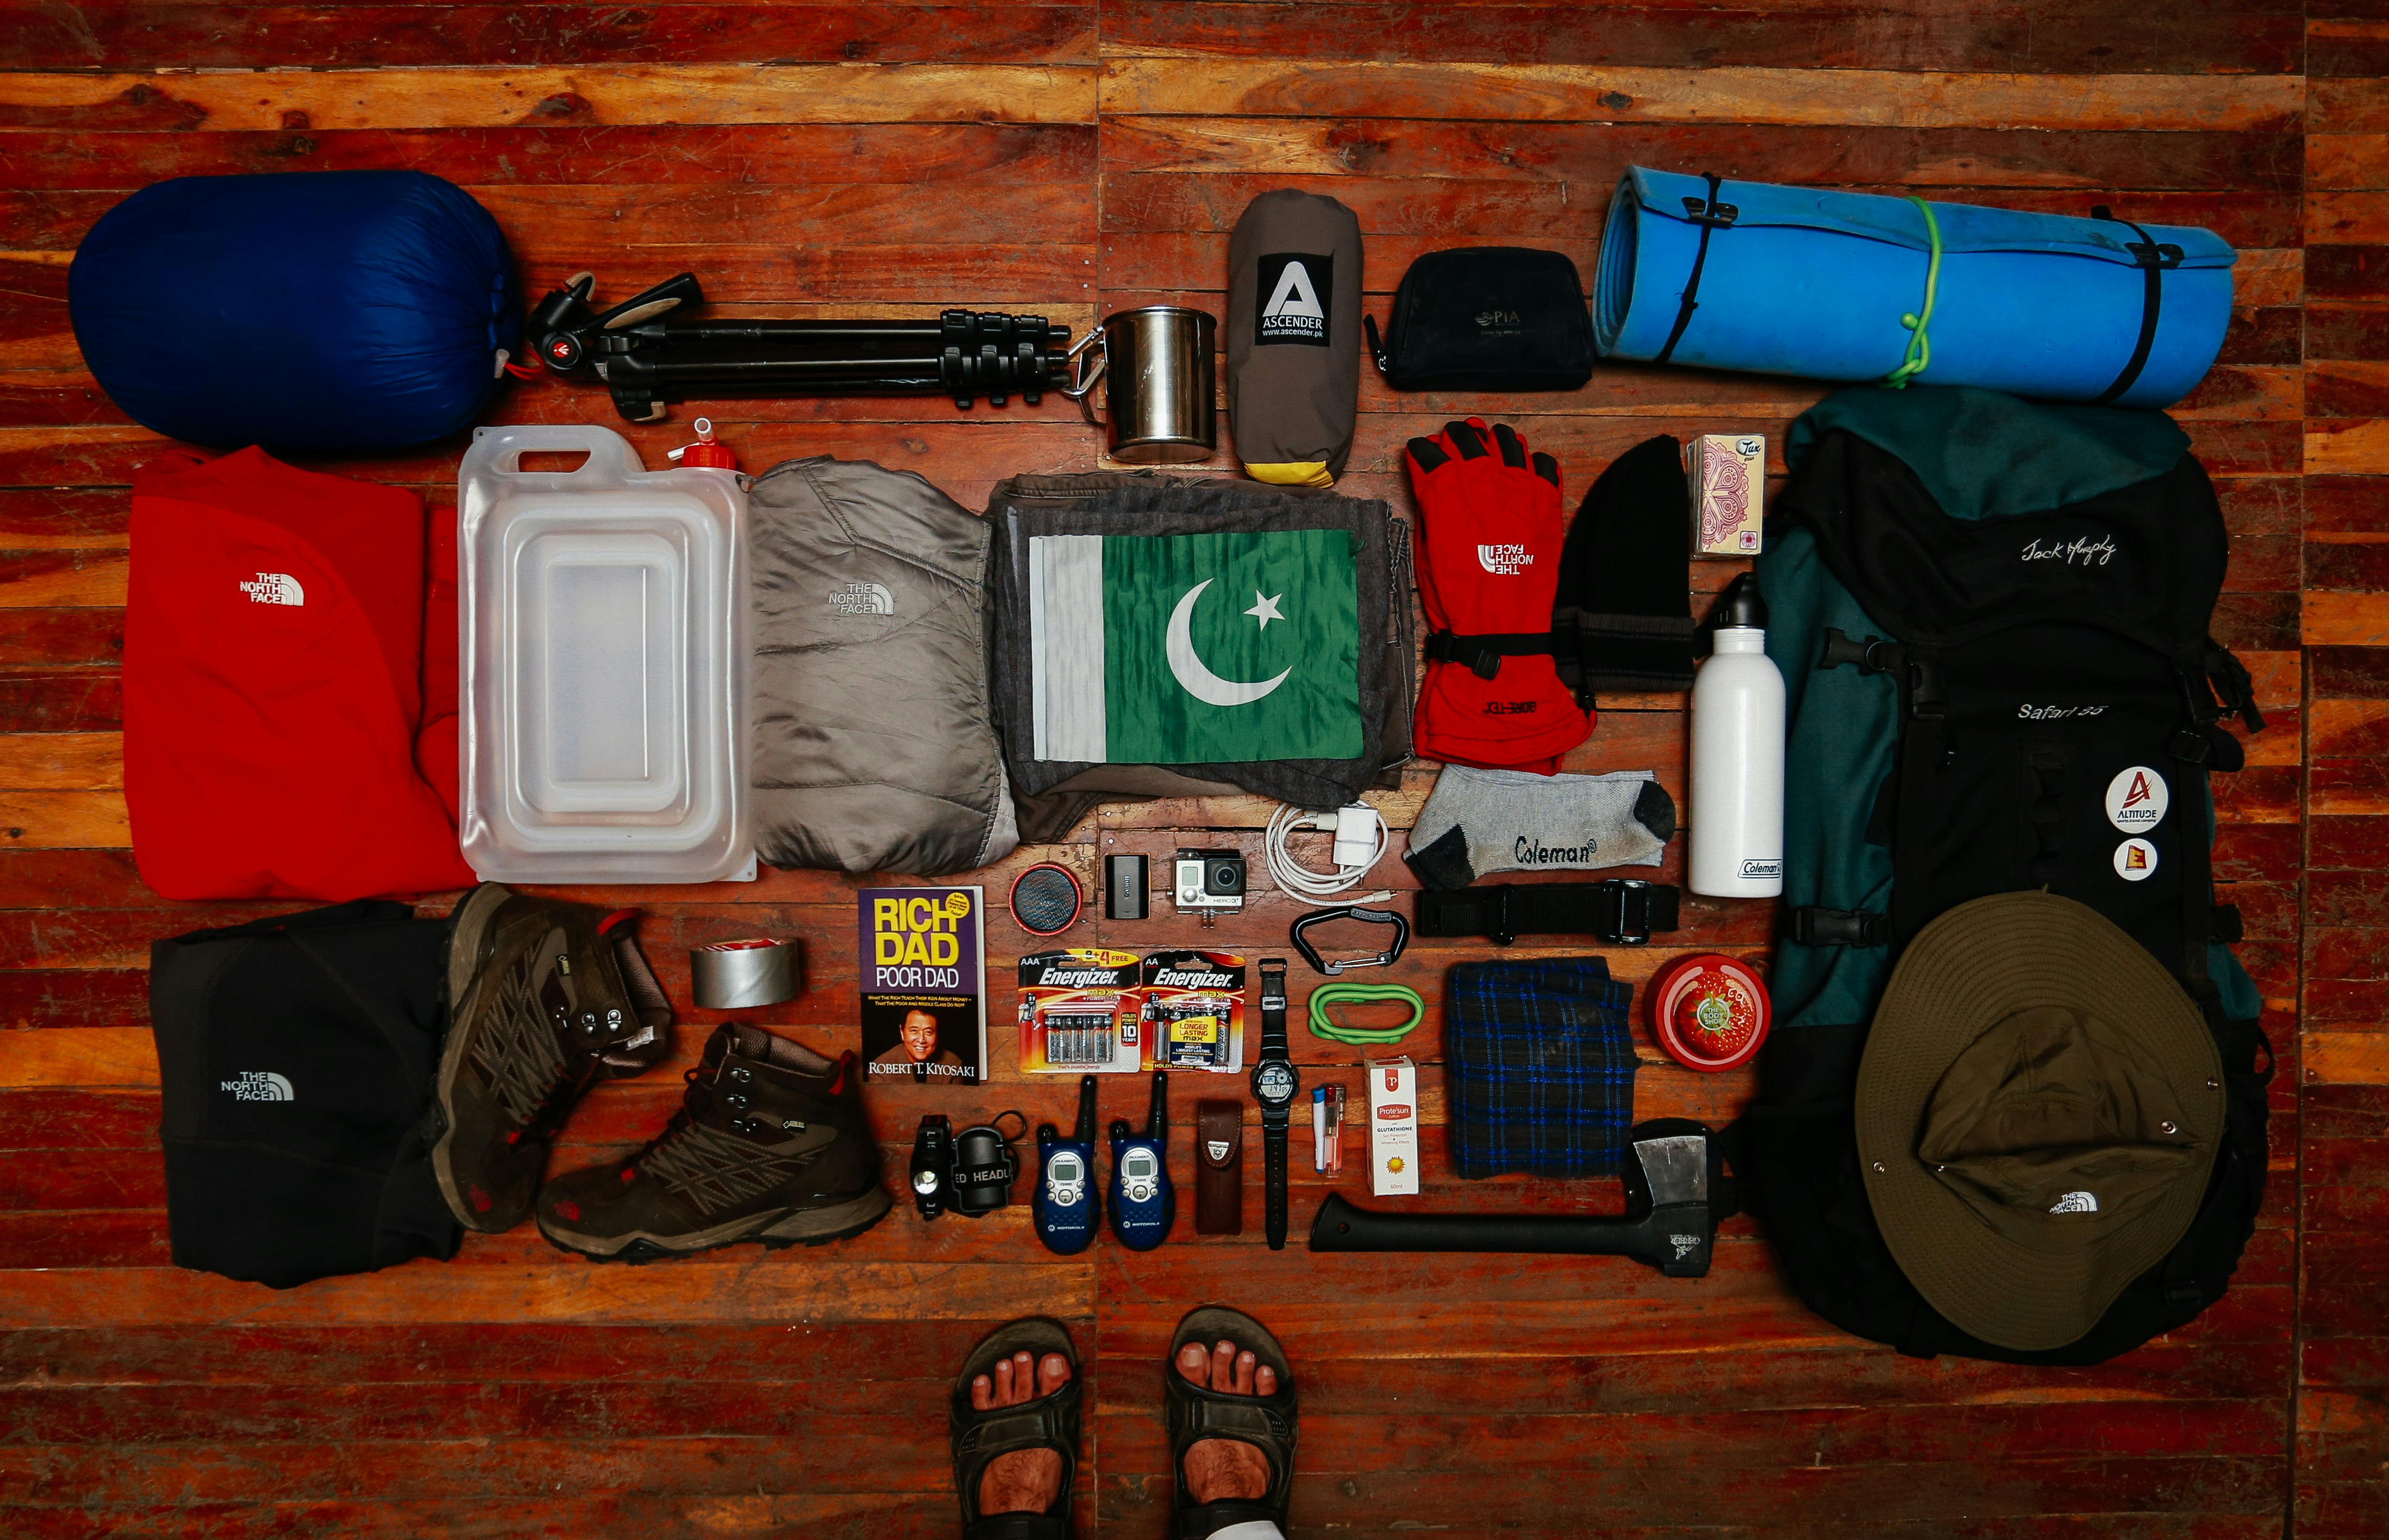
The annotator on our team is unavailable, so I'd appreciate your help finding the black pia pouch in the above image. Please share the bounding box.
[1365,247,1595,391]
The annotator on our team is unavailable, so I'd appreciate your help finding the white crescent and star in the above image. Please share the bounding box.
[1165,579,1292,706]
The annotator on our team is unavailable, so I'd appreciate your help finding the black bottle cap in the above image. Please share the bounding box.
[1716,571,1767,630]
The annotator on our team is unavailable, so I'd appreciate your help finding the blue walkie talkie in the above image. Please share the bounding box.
[1108,1071,1174,1251]
[1033,1075,1101,1255]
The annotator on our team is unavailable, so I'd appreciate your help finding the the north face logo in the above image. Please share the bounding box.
[1478,544,1530,575]
[1255,253,1331,347]
[2049,1190,2099,1214]
[829,582,895,616]
[220,1072,294,1101]
[239,572,304,607]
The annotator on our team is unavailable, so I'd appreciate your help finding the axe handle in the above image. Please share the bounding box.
[1308,1194,1713,1275]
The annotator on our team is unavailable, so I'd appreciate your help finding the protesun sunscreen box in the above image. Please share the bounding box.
[1687,433,1765,557]
[1367,1056,1418,1196]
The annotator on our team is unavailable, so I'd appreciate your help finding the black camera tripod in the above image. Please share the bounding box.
[524,272,1076,423]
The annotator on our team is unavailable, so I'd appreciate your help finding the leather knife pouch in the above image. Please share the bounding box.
[1195,1099,1244,1235]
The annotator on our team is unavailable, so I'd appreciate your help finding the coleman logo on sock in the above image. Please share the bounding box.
[1256,253,1331,347]
[1515,835,1597,865]
[239,572,304,607]
[1477,544,1531,575]
[220,1071,294,1101]
[829,581,895,616]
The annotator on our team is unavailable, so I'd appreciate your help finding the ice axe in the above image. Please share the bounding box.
[1307,1118,1733,1277]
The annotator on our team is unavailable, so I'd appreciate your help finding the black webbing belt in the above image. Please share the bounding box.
[2089,206,2184,405]
[1414,880,1679,946]
[1423,629,1557,680]
[1654,173,1738,366]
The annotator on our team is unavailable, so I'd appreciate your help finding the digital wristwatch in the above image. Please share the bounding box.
[1248,956,1300,1250]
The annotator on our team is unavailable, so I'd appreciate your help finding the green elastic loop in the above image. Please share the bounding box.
[1306,982,1427,1047]
[1880,195,1941,389]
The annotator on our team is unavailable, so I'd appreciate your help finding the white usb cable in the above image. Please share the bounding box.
[1264,802,1389,900]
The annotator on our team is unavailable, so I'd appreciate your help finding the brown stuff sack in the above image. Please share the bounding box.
[1226,190,1364,488]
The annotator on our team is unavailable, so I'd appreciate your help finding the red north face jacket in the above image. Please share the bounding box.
[125,447,471,899]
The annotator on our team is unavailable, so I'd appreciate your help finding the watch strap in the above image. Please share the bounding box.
[1257,956,1289,1058]
[1263,1125,1288,1249]
[1412,881,1679,946]
[1194,1099,1243,1235]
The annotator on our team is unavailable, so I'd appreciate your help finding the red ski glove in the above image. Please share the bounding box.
[1404,418,1591,771]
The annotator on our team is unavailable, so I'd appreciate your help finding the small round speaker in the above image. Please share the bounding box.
[1009,862,1083,937]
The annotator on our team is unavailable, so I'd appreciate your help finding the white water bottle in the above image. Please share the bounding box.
[1690,574,1786,898]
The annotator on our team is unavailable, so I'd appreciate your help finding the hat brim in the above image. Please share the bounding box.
[1855,892,2224,1352]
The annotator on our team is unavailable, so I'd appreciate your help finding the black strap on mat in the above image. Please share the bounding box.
[1415,880,1678,946]
[1654,173,1737,366]
[2089,206,2184,405]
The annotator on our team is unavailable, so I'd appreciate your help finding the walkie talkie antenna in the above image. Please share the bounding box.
[1073,1074,1099,1145]
[1145,1069,1169,1141]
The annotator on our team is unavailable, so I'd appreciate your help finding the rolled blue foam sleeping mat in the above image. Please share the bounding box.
[1593,167,2234,409]
[70,170,519,453]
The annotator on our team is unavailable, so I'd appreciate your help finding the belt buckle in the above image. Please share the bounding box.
[1600,879,1651,946]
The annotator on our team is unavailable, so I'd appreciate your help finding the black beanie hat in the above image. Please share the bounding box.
[1553,434,1696,699]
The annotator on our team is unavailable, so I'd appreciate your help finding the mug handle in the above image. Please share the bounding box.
[1059,328,1107,428]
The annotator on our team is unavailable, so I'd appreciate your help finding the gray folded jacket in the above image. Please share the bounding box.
[748,456,1018,876]
[986,473,1414,842]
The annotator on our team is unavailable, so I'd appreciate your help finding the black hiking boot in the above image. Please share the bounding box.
[432,882,674,1232]
[535,1023,891,1262]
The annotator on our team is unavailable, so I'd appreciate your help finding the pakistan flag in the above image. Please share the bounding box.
[1030,529,1362,763]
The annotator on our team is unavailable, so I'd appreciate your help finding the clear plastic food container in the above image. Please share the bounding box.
[457,424,752,882]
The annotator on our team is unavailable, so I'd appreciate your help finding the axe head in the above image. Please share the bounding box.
[1619,1118,1739,1277]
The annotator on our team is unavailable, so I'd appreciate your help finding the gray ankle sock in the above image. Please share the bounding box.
[1404,766,1675,891]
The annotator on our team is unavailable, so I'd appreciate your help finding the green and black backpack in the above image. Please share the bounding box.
[1729,386,2273,1365]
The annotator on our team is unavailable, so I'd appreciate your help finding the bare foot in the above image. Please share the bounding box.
[971,1349,1073,1515]
[1176,1338,1277,1504]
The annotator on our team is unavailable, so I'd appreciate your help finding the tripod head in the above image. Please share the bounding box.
[525,272,1074,423]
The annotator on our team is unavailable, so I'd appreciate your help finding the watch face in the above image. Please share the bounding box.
[1253,1060,1297,1104]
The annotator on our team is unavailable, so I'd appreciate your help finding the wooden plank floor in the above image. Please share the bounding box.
[0,3,2377,1535]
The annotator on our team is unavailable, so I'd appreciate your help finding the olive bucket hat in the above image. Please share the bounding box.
[1855,891,2225,1353]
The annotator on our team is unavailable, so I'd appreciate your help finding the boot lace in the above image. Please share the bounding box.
[470,946,574,1130]
[637,1069,803,1217]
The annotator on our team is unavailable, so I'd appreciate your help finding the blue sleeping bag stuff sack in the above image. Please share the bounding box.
[70,171,519,453]
[1594,167,2234,409]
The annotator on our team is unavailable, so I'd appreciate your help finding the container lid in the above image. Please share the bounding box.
[1648,953,1771,1072]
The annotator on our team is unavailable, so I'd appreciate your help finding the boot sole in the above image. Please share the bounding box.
[431,882,523,1233]
[537,1187,896,1264]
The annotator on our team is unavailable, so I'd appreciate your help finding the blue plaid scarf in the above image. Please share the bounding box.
[1445,956,1638,1179]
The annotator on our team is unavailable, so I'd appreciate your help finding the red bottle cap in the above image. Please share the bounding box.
[1647,953,1770,1072]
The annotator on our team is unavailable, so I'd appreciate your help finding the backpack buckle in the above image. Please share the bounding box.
[1423,630,1502,680]
[1906,658,1947,721]
[1791,907,1891,948]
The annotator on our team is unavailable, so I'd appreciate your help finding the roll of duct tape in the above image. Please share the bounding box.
[691,938,802,1009]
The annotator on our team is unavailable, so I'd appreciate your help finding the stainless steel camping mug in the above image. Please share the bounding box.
[1063,306,1217,463]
